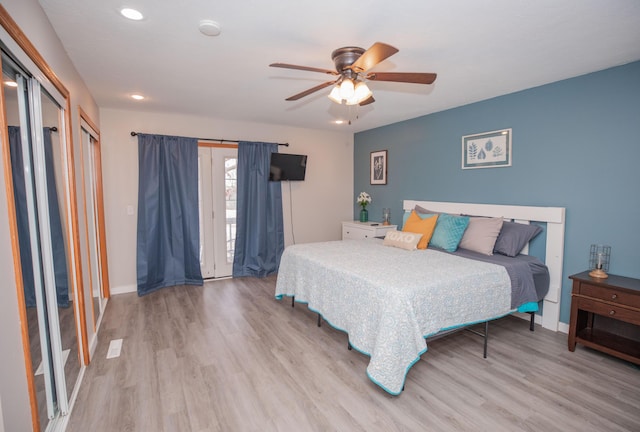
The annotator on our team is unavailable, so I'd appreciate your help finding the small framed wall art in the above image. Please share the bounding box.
[462,128,512,169]
[370,150,387,185]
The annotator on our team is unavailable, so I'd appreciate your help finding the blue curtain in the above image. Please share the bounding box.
[8,126,69,308]
[232,141,284,277]
[136,133,203,295]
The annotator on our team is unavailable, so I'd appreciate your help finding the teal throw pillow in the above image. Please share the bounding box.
[428,213,470,252]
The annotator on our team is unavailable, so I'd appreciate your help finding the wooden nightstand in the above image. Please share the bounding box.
[341,221,397,240]
[568,271,640,364]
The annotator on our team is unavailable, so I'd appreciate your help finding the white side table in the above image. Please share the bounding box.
[341,221,397,240]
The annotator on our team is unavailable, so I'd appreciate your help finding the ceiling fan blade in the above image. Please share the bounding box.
[285,80,338,101]
[350,42,399,73]
[366,72,437,85]
[359,95,375,106]
[270,63,338,75]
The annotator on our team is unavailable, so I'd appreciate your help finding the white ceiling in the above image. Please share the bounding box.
[39,0,640,133]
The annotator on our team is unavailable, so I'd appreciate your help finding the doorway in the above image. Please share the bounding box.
[198,145,238,278]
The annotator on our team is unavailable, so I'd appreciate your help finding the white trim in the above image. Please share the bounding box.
[403,200,566,332]
[51,365,86,432]
[558,321,569,334]
[110,284,137,295]
[0,25,66,107]
[88,297,108,360]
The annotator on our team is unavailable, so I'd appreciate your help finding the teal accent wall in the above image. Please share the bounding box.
[354,61,640,324]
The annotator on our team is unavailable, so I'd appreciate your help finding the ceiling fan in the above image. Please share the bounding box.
[270,42,437,106]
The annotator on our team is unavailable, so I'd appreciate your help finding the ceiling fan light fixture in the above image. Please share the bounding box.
[339,79,355,100]
[328,86,342,104]
[353,81,372,102]
[271,42,437,107]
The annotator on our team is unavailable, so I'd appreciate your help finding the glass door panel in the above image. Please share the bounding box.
[198,146,237,278]
[38,86,80,408]
[221,154,237,269]
[198,147,215,278]
[81,125,105,330]
[3,54,58,428]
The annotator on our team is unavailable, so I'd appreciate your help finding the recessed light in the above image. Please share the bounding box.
[121,8,143,20]
[334,120,345,125]
[131,94,145,100]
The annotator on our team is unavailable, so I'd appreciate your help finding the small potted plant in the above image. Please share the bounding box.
[357,192,371,222]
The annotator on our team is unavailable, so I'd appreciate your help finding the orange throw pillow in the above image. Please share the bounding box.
[402,211,438,249]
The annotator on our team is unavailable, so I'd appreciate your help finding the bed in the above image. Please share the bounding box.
[275,200,565,395]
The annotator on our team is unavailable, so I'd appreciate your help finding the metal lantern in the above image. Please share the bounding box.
[589,244,611,279]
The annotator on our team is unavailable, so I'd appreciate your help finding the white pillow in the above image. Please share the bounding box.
[383,230,422,251]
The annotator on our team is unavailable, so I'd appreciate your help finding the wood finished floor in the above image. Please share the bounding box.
[67,276,640,432]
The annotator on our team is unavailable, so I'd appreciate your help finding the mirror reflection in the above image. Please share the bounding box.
[3,49,80,428]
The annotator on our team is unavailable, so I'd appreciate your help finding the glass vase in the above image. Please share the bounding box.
[359,208,368,222]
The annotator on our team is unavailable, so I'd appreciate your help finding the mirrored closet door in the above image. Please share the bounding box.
[2,46,82,431]
[80,120,108,332]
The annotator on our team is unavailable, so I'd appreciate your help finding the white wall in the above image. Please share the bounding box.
[99,108,354,294]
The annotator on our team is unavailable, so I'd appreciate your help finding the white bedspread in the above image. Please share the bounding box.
[275,239,512,394]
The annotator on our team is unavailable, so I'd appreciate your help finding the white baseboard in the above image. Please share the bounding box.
[109,284,137,295]
[557,321,569,334]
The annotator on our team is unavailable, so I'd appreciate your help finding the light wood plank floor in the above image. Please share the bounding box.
[67,276,640,432]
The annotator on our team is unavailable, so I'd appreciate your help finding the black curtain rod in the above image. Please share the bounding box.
[130,131,289,146]
[49,127,58,132]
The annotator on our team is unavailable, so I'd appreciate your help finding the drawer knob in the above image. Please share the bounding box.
[611,294,618,300]
[609,310,616,316]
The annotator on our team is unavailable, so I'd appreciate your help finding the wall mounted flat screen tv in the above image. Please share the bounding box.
[269,153,307,181]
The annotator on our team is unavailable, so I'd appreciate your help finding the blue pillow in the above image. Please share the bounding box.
[430,213,470,252]
[405,211,470,252]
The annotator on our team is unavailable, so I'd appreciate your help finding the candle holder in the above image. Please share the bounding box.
[382,208,391,225]
[589,244,611,279]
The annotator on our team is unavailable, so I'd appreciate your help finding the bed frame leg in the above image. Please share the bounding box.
[291,296,295,307]
[528,312,535,331]
[483,321,489,359]
[317,313,321,327]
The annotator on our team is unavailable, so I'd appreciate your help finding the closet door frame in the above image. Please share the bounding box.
[78,108,110,340]
[0,6,89,431]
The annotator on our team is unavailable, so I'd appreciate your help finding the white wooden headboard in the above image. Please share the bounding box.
[403,200,566,331]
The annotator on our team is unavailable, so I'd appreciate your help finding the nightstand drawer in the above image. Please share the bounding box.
[342,225,373,240]
[579,283,640,309]
[576,297,640,326]
[341,221,397,240]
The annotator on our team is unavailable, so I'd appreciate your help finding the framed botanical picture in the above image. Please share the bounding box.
[462,128,512,169]
[370,150,387,185]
